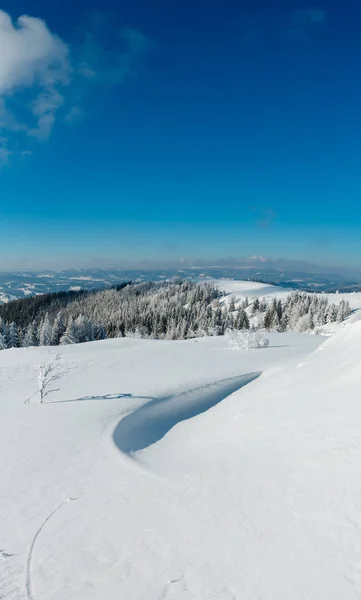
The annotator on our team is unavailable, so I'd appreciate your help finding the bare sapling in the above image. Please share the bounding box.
[26,354,65,403]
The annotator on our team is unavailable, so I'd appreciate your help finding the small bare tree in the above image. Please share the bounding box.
[26,354,65,403]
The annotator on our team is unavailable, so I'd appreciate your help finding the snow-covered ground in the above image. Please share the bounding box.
[2,281,361,599]
[216,278,291,300]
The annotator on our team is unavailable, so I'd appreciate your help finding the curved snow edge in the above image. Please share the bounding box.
[113,372,261,454]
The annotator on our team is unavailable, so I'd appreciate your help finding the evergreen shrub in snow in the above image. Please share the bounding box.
[226,329,270,350]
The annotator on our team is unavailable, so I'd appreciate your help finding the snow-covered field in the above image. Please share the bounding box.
[2,280,361,599]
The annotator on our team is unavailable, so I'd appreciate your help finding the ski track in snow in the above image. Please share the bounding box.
[25,499,77,600]
[113,372,261,455]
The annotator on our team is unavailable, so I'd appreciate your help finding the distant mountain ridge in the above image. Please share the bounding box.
[0,265,359,303]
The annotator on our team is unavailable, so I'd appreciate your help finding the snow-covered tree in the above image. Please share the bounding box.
[8,322,20,348]
[252,298,260,314]
[52,312,66,345]
[226,329,270,350]
[0,332,6,350]
[0,281,354,348]
[26,354,66,403]
[60,317,77,345]
[23,322,38,347]
[39,313,52,346]
[228,297,236,312]
[235,308,250,330]
[336,300,351,323]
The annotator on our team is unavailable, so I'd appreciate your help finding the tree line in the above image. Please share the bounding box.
[0,280,352,350]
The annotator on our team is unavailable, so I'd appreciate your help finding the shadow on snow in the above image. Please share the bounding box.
[113,372,261,454]
[49,393,156,404]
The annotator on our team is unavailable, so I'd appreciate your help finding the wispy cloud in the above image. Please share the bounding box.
[75,21,153,85]
[0,9,153,163]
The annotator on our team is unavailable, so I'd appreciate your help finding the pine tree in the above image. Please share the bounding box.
[326,304,338,323]
[39,313,52,346]
[60,317,77,345]
[336,300,351,323]
[23,322,37,347]
[271,310,281,332]
[235,308,250,330]
[242,297,249,309]
[252,298,260,314]
[8,322,20,348]
[259,298,267,312]
[228,297,236,312]
[0,332,6,350]
[52,312,66,345]
[264,308,274,330]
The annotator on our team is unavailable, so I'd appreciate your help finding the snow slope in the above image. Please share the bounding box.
[144,321,361,600]
[0,332,325,600]
[215,278,291,300]
[215,277,361,312]
[3,315,361,599]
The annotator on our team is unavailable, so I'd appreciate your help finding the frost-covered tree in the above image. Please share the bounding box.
[26,354,65,403]
[235,308,250,330]
[60,317,77,345]
[8,322,20,348]
[336,300,351,323]
[264,307,274,330]
[226,329,270,350]
[228,297,236,312]
[52,312,66,345]
[0,332,6,350]
[252,298,260,314]
[241,296,249,309]
[39,313,53,346]
[326,304,338,324]
[296,313,313,333]
[23,322,38,347]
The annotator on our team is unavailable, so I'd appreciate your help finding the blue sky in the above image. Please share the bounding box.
[0,0,361,270]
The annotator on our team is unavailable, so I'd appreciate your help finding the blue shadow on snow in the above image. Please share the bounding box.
[113,372,261,454]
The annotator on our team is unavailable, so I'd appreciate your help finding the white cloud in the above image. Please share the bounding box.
[0,9,152,163]
[0,10,69,93]
[0,9,70,157]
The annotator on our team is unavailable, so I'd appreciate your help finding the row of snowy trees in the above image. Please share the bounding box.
[0,281,223,348]
[0,281,353,350]
[252,293,351,332]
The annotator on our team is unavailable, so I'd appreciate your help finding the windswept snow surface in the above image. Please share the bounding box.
[2,327,361,599]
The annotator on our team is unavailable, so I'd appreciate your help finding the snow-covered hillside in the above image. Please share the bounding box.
[216,278,361,335]
[2,282,361,599]
[216,278,291,299]
[216,277,361,310]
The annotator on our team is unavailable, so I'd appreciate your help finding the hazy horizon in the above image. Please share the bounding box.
[0,255,360,278]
